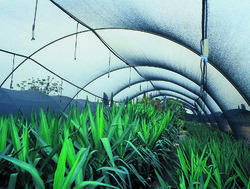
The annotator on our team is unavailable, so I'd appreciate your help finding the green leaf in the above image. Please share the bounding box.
[0,117,8,152]
[22,121,29,162]
[73,181,120,189]
[53,138,68,189]
[39,109,51,145]
[10,116,23,161]
[154,169,170,188]
[101,138,115,167]
[125,140,146,161]
[88,101,99,150]
[0,155,45,189]
[8,173,18,189]
[211,154,222,189]
[97,166,128,175]
[62,147,90,189]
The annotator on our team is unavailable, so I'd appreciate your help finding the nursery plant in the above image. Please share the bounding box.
[0,99,177,188]
[0,98,249,188]
[176,124,250,189]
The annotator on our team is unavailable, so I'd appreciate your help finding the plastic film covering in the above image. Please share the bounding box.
[84,67,143,99]
[208,0,250,103]
[0,0,87,55]
[114,81,154,102]
[136,67,225,112]
[151,81,198,100]
[51,0,201,52]
[52,0,250,106]
[31,31,127,96]
[95,29,247,110]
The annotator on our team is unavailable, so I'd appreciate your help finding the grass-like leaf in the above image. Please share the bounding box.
[0,155,45,189]
[62,147,90,189]
[7,172,18,189]
[73,181,120,189]
[53,137,68,189]
[101,138,115,167]
[0,117,8,152]
[10,116,23,161]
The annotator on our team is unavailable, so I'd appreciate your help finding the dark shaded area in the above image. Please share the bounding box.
[224,109,250,139]
[186,109,250,139]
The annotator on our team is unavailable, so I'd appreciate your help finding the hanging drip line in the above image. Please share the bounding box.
[140,84,142,92]
[200,0,208,98]
[74,22,79,60]
[108,51,111,78]
[10,54,15,89]
[129,66,131,88]
[31,0,38,40]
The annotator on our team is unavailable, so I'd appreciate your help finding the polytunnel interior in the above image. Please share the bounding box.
[1,1,250,188]
[0,0,249,136]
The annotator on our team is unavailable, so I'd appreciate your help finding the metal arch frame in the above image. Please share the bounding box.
[114,81,218,125]
[129,89,209,123]
[0,26,244,113]
[0,26,246,128]
[147,95,202,122]
[50,1,159,95]
[50,0,249,105]
[0,42,223,129]
[129,89,210,119]
[135,92,197,113]
[110,70,227,127]
[114,80,198,100]
[153,95,197,113]
[0,46,222,126]
[83,65,223,113]
[114,80,213,117]
[0,48,211,117]
[0,49,105,100]
[157,90,215,125]
[194,102,207,123]
[87,66,222,126]
[157,96,201,121]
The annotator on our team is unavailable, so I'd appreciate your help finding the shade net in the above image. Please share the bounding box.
[0,0,249,129]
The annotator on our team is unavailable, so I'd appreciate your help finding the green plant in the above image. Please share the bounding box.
[0,100,177,188]
[176,124,250,189]
[2,99,247,188]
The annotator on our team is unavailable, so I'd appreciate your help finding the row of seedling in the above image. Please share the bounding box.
[155,123,250,188]
[0,100,178,188]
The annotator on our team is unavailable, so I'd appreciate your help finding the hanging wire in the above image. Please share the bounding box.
[108,51,111,78]
[74,22,79,60]
[10,54,15,89]
[140,84,142,92]
[129,66,131,88]
[200,0,208,98]
[31,0,38,40]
